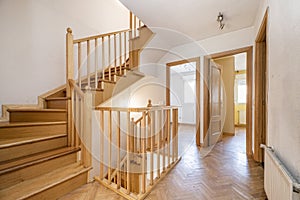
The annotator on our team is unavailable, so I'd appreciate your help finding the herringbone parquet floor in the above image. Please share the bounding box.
[60,126,267,200]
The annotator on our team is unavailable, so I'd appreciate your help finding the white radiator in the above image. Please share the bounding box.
[264,146,293,200]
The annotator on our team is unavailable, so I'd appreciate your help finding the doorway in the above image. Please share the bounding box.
[212,53,247,138]
[166,57,201,146]
[204,47,253,155]
[254,9,268,162]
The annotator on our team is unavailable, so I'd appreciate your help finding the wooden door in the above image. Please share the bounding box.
[208,62,223,146]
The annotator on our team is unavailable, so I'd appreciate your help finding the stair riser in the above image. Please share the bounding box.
[0,137,67,162]
[27,172,88,200]
[46,100,67,109]
[94,83,115,106]
[9,111,67,122]
[0,124,66,139]
[0,153,77,190]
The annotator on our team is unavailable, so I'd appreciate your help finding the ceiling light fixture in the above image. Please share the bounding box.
[217,12,225,30]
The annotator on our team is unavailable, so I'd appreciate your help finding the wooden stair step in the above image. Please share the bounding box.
[8,108,67,122]
[0,134,67,162]
[0,163,91,200]
[0,121,67,139]
[45,97,69,109]
[0,147,80,173]
[82,79,116,85]
[0,147,80,189]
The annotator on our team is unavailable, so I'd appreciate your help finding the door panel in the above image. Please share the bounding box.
[208,62,222,146]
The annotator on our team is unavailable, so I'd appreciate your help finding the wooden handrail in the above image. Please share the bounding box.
[73,29,130,44]
[95,105,179,112]
[134,114,146,124]
[69,79,84,97]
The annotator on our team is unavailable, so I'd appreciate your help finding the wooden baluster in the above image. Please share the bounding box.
[102,37,105,82]
[162,110,166,172]
[149,110,154,185]
[126,112,131,194]
[141,112,146,194]
[71,89,75,146]
[157,110,161,178]
[95,38,98,88]
[167,109,170,168]
[81,98,86,165]
[100,110,104,179]
[119,32,122,75]
[130,12,133,30]
[172,109,176,163]
[133,118,137,153]
[124,32,127,76]
[139,121,142,153]
[80,97,83,148]
[114,34,117,81]
[134,15,137,37]
[87,40,91,88]
[131,118,135,153]
[75,93,80,148]
[78,42,81,89]
[108,35,111,81]
[117,111,121,188]
[108,110,112,183]
[174,108,179,160]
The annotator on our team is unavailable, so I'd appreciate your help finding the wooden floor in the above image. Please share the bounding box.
[60,126,267,200]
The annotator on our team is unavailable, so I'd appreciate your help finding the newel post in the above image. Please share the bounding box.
[83,89,92,167]
[66,27,74,92]
[66,27,74,147]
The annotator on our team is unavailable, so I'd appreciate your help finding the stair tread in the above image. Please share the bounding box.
[45,97,70,101]
[0,133,66,148]
[0,147,80,174]
[0,121,67,128]
[7,108,66,112]
[0,163,91,200]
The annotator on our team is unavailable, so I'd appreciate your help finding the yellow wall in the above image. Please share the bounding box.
[234,103,246,125]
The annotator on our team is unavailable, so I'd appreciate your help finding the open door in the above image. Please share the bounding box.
[208,62,223,145]
[203,58,223,147]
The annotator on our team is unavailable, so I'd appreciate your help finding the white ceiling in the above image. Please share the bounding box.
[119,0,261,41]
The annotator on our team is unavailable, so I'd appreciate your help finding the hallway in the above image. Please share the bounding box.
[60,126,266,200]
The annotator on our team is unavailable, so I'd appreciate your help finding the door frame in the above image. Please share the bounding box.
[166,57,201,146]
[254,9,268,162]
[205,46,253,155]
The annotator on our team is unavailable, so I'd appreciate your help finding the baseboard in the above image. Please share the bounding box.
[178,123,196,126]
[235,124,246,127]
[223,132,235,136]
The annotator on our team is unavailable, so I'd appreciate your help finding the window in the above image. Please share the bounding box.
[237,79,246,103]
[183,75,195,103]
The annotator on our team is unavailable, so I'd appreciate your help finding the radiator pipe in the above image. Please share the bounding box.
[260,144,300,193]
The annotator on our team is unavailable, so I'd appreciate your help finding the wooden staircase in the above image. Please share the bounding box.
[0,92,91,200]
[0,12,156,200]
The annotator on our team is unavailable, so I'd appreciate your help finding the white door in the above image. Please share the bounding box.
[208,62,222,146]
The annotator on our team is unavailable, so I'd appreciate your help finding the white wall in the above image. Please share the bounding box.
[0,0,129,114]
[170,72,196,124]
[254,0,300,183]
